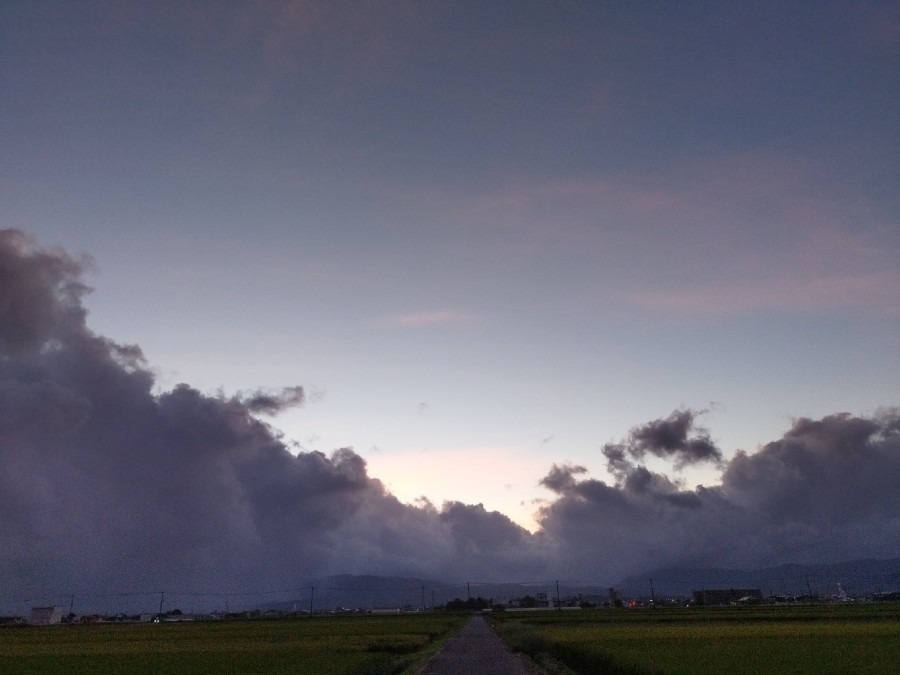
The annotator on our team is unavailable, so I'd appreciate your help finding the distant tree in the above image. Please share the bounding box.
[444,597,491,611]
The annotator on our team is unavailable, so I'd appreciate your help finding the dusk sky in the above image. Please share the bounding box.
[1,1,898,605]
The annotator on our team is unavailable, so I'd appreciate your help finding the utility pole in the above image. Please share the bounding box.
[805,576,814,603]
[649,579,656,607]
[159,591,165,615]
[556,580,561,610]
[309,587,315,616]
[69,594,75,617]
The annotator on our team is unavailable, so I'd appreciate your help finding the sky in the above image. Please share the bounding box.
[1,1,899,609]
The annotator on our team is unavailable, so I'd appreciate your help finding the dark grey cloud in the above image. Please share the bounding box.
[0,229,90,355]
[0,230,542,609]
[237,386,306,415]
[597,409,721,488]
[539,409,900,581]
[1,229,896,611]
[539,463,586,493]
[627,408,723,468]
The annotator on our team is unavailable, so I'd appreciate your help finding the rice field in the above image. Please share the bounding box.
[491,603,900,674]
[0,613,467,674]
[2,604,897,674]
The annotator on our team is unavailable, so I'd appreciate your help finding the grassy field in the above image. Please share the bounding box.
[4,605,898,674]
[0,613,468,675]
[491,603,900,674]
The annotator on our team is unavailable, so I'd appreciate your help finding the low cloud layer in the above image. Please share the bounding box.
[1,229,897,609]
[539,410,900,581]
[0,230,543,605]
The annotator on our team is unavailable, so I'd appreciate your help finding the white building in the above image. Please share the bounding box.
[29,606,63,625]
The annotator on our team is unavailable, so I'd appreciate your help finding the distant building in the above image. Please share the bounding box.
[872,591,900,602]
[608,587,622,606]
[29,606,63,625]
[692,589,762,606]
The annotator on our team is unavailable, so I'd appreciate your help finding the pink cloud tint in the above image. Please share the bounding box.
[382,309,476,327]
[628,270,900,316]
[401,150,898,318]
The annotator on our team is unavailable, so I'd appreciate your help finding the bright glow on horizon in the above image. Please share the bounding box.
[364,445,556,533]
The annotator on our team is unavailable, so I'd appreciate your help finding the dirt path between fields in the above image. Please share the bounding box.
[416,614,544,675]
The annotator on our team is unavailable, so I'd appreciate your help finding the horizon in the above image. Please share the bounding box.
[10,555,900,617]
[1,2,898,613]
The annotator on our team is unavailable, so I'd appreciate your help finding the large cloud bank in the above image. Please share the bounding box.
[0,230,543,603]
[539,409,900,580]
[1,230,898,606]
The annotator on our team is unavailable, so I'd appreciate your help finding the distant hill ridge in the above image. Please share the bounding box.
[613,557,900,599]
[262,557,899,610]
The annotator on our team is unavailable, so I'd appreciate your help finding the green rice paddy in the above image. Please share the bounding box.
[491,603,900,674]
[0,613,467,674]
[1,604,897,674]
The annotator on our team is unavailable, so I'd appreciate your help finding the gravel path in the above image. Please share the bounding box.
[417,614,543,674]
